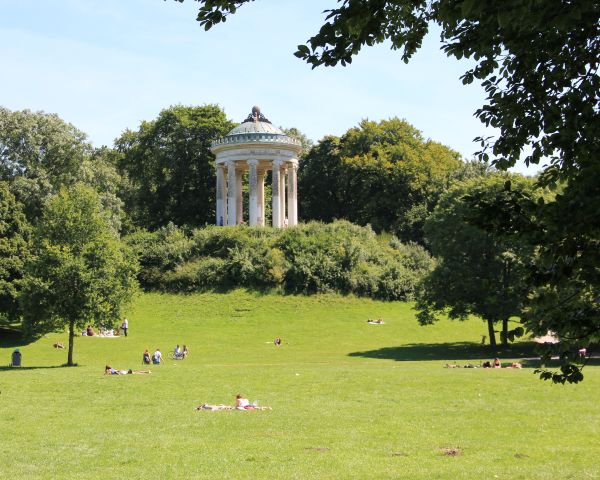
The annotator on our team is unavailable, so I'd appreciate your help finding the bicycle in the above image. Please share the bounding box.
[167,351,186,360]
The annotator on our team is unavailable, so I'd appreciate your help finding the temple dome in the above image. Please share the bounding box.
[212,106,301,150]
[226,121,284,136]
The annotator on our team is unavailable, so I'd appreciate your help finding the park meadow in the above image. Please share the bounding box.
[1,290,598,480]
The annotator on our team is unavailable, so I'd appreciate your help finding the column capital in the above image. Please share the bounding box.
[272,158,283,169]
[247,158,259,167]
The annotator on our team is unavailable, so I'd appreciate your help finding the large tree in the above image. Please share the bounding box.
[115,104,234,230]
[299,118,462,242]
[0,108,124,231]
[0,107,90,220]
[20,185,138,366]
[415,174,538,347]
[0,182,30,325]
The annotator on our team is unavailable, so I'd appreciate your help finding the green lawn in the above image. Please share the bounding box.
[1,291,598,479]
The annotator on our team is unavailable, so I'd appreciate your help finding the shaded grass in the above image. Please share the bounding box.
[0,290,598,480]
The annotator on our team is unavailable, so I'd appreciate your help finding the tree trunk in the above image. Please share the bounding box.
[487,319,497,347]
[501,318,509,345]
[67,320,75,366]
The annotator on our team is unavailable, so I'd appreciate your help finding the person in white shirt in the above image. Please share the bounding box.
[121,318,129,337]
[152,349,163,364]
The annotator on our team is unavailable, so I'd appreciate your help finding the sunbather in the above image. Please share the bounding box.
[105,365,151,375]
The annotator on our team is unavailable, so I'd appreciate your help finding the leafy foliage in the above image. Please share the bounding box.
[299,118,462,242]
[20,185,138,365]
[415,174,538,346]
[0,182,30,324]
[115,104,234,230]
[125,221,433,300]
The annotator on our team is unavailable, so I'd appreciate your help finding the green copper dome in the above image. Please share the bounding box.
[211,106,301,150]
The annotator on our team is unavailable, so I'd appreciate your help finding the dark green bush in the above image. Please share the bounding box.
[125,220,433,300]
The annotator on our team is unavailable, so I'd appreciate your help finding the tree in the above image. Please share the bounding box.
[20,185,138,366]
[415,174,537,347]
[0,182,30,325]
[0,107,91,220]
[115,104,234,230]
[299,118,461,242]
[0,108,125,231]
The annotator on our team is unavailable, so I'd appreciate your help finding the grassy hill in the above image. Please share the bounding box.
[0,291,598,479]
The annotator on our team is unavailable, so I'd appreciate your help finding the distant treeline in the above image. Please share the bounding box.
[125,221,434,300]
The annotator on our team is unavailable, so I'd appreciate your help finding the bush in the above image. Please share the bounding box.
[125,220,433,300]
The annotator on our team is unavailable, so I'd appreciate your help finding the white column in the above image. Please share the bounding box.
[227,161,236,226]
[216,164,227,226]
[279,164,287,226]
[236,168,243,224]
[287,162,298,226]
[257,169,265,226]
[272,160,282,228]
[248,159,259,226]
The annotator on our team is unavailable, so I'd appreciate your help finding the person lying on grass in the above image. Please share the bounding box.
[104,365,151,375]
[196,404,233,411]
[235,394,272,410]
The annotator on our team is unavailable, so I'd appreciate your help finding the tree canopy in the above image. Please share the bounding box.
[115,104,234,230]
[415,174,538,347]
[299,118,462,242]
[20,185,138,365]
[0,181,30,324]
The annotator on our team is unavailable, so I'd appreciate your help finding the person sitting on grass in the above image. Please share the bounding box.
[142,349,151,365]
[86,325,95,336]
[274,337,282,346]
[152,349,163,364]
[493,358,502,368]
[182,345,189,358]
[235,394,272,410]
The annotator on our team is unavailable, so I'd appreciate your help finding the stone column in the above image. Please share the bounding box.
[279,164,287,226]
[287,162,298,226]
[272,160,282,228]
[227,161,236,226]
[247,159,259,226]
[216,164,227,226]
[236,167,243,224]
[257,169,265,226]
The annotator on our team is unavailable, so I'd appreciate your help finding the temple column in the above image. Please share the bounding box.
[272,160,282,227]
[236,167,243,224]
[279,164,287,226]
[227,161,236,226]
[287,162,298,226]
[248,159,259,226]
[257,169,265,226]
[216,164,227,225]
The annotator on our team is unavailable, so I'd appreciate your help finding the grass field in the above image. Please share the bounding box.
[1,290,598,479]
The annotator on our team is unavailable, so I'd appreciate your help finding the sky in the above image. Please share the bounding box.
[0,0,539,174]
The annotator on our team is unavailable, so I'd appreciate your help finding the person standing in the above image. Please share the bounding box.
[121,318,128,337]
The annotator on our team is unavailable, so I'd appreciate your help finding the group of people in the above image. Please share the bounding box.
[141,345,189,365]
[444,358,523,369]
[82,318,128,337]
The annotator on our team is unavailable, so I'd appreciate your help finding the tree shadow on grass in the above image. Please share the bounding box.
[348,341,541,364]
[0,365,73,372]
[0,327,38,349]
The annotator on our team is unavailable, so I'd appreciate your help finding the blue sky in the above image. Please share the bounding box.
[1,0,538,173]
